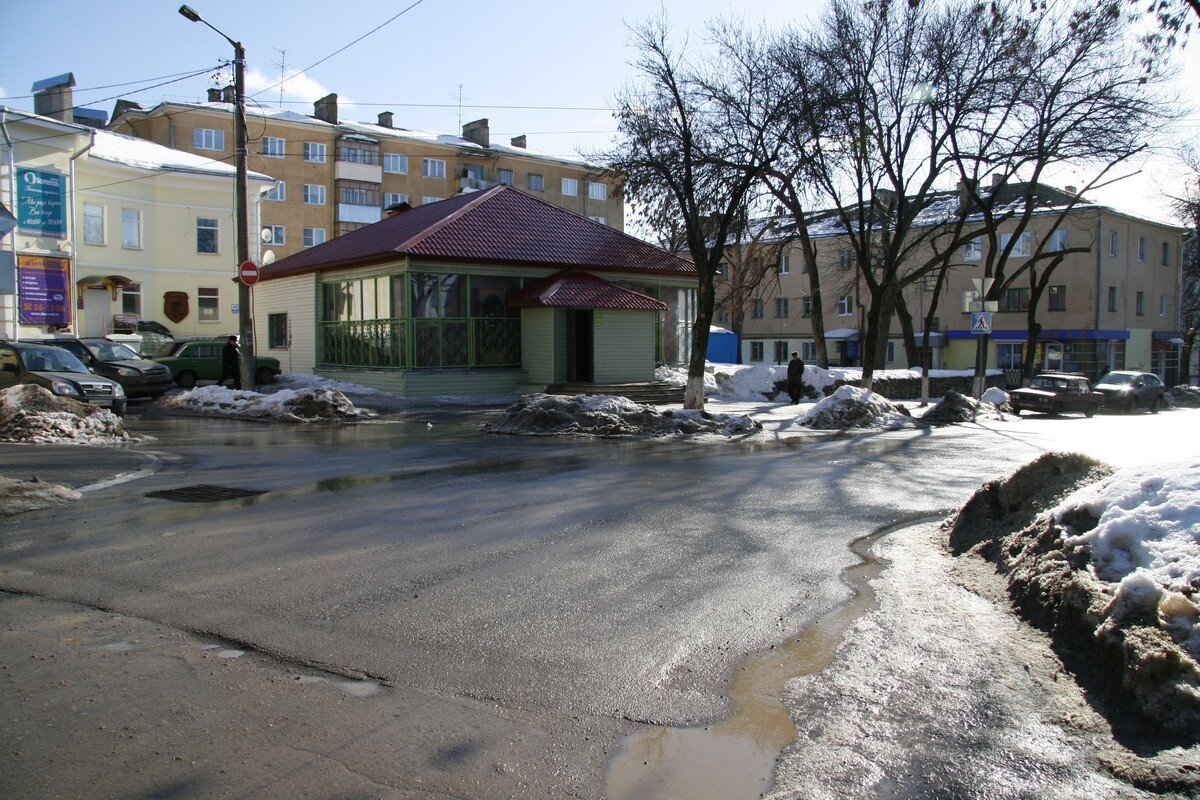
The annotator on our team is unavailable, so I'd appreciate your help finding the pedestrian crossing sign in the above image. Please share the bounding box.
[970,312,992,334]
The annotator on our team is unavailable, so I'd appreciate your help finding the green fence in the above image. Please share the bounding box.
[319,317,520,369]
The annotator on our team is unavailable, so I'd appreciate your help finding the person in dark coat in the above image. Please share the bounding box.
[786,351,805,405]
[217,335,242,390]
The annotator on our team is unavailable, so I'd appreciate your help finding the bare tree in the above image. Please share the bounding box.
[1172,147,1200,383]
[602,17,790,408]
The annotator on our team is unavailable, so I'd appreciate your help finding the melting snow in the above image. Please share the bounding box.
[161,385,373,422]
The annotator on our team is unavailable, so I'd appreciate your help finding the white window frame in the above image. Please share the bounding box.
[197,216,219,254]
[422,158,446,179]
[193,127,224,151]
[1137,236,1146,262]
[801,342,817,362]
[1109,230,1118,257]
[588,215,607,225]
[121,208,141,249]
[561,178,578,196]
[527,174,544,192]
[266,181,286,202]
[302,227,326,248]
[587,181,607,201]
[303,184,326,205]
[264,224,285,246]
[120,284,142,316]
[999,231,1032,257]
[303,142,326,163]
[498,168,514,186]
[383,153,408,174]
[422,196,441,205]
[384,192,408,208]
[83,202,105,245]
[198,287,220,323]
[837,295,853,316]
[1050,229,1068,252]
[262,136,285,158]
[749,341,764,362]
[963,237,982,262]
[779,254,790,275]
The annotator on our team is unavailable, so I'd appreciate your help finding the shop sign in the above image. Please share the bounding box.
[16,168,67,239]
[17,255,71,325]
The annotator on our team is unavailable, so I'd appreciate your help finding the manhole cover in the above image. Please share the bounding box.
[144,484,267,503]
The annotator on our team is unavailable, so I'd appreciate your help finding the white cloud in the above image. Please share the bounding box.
[244,66,351,107]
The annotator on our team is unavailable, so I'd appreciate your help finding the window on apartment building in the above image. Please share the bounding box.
[527,174,544,191]
[775,298,789,318]
[1162,242,1170,266]
[1048,284,1066,311]
[1160,294,1169,316]
[1109,230,1118,256]
[266,180,286,202]
[837,249,852,270]
[339,181,380,207]
[1050,229,1069,251]
[303,142,326,163]
[1136,291,1145,315]
[303,184,326,205]
[772,340,788,364]
[802,295,812,317]
[263,224,284,246]
[1137,236,1146,262]
[193,127,224,151]
[383,153,407,174]
[198,287,219,322]
[384,192,408,208]
[337,222,366,237]
[268,313,289,349]
[121,209,141,248]
[996,342,1024,370]
[261,136,285,158]
[422,158,446,178]
[120,285,141,316]
[303,227,326,248]
[886,342,895,363]
[1000,287,1029,312]
[715,306,728,324]
[802,342,817,362]
[421,196,442,206]
[197,217,219,253]
[961,289,980,313]
[963,237,982,262]
[1000,231,1032,257]
[562,178,578,196]
[462,164,484,182]
[751,298,764,319]
[750,341,764,362]
[83,203,104,245]
[1108,286,1118,312]
[587,182,606,201]
[339,140,379,165]
[779,254,790,275]
[498,169,514,186]
[837,295,853,316]
[588,216,607,225]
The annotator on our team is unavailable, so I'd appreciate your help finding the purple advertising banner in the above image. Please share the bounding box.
[18,255,72,326]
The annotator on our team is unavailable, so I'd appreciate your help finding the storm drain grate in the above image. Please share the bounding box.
[144,484,268,503]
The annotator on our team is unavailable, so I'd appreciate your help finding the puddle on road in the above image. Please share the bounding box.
[605,526,895,800]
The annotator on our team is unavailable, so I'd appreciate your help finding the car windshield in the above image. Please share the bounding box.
[88,341,140,361]
[23,348,88,374]
[1029,376,1068,390]
[1096,374,1135,387]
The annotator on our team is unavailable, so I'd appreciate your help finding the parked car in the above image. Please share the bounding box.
[153,339,281,388]
[1009,373,1102,418]
[27,337,173,398]
[1092,370,1165,413]
[0,340,127,415]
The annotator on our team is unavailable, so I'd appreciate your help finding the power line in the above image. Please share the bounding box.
[0,67,224,102]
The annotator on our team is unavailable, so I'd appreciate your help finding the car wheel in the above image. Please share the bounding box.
[1085,404,1095,418]
[1149,397,1158,414]
[1052,402,1064,416]
[256,367,275,386]
[1126,397,1136,414]
[1010,404,1021,415]
[175,370,198,389]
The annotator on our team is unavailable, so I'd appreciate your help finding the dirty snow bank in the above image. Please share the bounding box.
[799,385,919,430]
[483,393,761,438]
[921,390,1007,426]
[0,476,82,516]
[950,453,1200,743]
[1168,385,1200,408]
[0,385,131,444]
[162,385,374,422]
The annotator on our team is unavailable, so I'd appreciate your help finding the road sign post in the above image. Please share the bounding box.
[238,260,259,286]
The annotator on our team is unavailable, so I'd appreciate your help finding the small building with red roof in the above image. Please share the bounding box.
[254,185,697,395]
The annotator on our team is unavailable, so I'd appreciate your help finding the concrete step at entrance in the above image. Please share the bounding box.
[545,381,685,406]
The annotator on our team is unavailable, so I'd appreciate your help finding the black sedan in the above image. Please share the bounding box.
[1092,370,1165,413]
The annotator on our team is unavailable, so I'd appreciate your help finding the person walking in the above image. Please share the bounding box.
[787,351,805,405]
[217,335,242,390]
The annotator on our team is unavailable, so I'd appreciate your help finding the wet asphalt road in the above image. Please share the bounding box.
[2,403,1191,798]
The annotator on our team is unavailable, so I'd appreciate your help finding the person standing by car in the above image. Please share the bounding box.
[217,335,241,390]
[787,351,805,405]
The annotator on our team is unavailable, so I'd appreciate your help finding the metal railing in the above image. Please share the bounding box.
[319,317,520,369]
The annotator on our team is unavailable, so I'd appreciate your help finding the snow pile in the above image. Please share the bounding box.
[0,385,130,444]
[162,385,374,422]
[1168,385,1200,408]
[277,373,390,396]
[654,364,719,393]
[799,385,918,430]
[922,390,1006,426]
[0,476,81,516]
[980,386,1011,408]
[483,393,761,438]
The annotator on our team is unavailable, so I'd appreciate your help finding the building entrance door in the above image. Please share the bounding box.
[1043,341,1064,372]
[567,310,594,382]
[82,289,109,336]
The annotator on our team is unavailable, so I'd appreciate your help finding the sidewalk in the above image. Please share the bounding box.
[0,444,156,490]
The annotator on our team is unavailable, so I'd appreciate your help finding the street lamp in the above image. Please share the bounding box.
[179,4,255,390]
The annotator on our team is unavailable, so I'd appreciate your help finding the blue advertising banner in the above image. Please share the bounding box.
[17,168,67,239]
[17,255,71,325]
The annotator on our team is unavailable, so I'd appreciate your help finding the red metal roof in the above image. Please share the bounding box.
[261,185,696,280]
[506,270,668,311]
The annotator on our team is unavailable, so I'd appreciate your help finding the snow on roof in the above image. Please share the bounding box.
[89,129,274,183]
[339,119,593,167]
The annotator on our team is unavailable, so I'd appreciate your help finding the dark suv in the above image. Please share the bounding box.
[0,340,127,415]
[1092,371,1165,413]
[1010,373,1102,418]
[29,337,173,398]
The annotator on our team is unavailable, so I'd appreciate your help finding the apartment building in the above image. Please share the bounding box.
[726,184,1185,384]
[109,91,623,263]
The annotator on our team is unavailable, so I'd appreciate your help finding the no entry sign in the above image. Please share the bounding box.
[238,260,260,286]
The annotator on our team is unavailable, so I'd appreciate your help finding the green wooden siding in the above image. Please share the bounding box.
[520,307,560,385]
[592,310,657,383]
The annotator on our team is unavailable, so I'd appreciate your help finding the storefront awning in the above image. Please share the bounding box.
[77,274,136,289]
[507,270,667,311]
[823,328,859,340]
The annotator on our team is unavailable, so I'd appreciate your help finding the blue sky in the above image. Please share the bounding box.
[2,0,1197,223]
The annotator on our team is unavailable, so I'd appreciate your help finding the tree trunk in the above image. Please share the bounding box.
[685,274,716,409]
[1180,326,1196,386]
[895,297,919,368]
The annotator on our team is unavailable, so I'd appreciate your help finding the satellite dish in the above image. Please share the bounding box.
[260,226,273,243]
[262,250,276,266]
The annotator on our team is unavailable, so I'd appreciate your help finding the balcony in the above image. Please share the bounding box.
[459,176,499,192]
[335,160,382,183]
[337,203,382,225]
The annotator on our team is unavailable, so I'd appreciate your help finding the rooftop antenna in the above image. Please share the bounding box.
[456,83,463,129]
[272,48,287,108]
